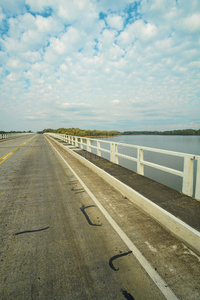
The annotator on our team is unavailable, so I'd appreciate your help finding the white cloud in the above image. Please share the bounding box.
[57,0,99,34]
[25,0,54,13]
[189,61,200,68]
[35,15,63,34]
[49,27,81,55]
[140,0,176,22]
[20,51,42,63]
[57,1,79,23]
[106,14,124,31]
[0,0,25,15]
[59,63,68,72]
[6,58,26,70]
[182,13,200,32]
[60,102,91,109]
[6,72,20,81]
[118,19,157,47]
[96,0,134,11]
[111,99,120,105]
[137,20,157,41]
[0,0,199,132]
[98,29,117,49]
[0,7,5,25]
[1,12,64,57]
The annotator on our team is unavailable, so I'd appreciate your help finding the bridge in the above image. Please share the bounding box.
[0,133,199,299]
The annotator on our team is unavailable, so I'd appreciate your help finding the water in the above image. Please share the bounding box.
[96,135,200,196]
[101,135,200,155]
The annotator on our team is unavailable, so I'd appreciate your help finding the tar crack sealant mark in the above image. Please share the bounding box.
[80,205,102,226]
[109,251,132,271]
[121,288,135,300]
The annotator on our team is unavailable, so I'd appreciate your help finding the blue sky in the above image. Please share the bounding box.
[0,0,200,132]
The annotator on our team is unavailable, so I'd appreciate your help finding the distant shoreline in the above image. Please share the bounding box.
[41,128,200,137]
[121,129,200,136]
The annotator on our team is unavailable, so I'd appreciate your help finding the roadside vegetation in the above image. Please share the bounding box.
[42,128,120,137]
[0,130,32,133]
[122,129,200,136]
[42,128,200,137]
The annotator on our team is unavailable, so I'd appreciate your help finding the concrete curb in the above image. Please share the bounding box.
[46,135,200,254]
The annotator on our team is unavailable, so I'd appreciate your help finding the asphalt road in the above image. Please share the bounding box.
[0,134,199,299]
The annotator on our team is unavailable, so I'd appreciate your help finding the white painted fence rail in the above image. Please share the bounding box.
[0,133,31,140]
[46,133,200,201]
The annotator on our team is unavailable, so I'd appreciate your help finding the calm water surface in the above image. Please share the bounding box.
[101,135,200,155]
[97,135,200,195]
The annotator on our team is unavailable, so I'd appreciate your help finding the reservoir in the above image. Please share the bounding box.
[98,135,200,196]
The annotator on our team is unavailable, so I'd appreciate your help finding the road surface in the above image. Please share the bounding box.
[0,134,199,299]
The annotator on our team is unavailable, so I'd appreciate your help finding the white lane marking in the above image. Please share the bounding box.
[47,138,179,300]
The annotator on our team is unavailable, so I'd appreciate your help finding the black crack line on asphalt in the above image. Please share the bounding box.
[75,191,86,194]
[69,180,78,185]
[121,289,135,300]
[72,188,85,194]
[109,251,132,271]
[15,227,49,235]
[80,205,102,226]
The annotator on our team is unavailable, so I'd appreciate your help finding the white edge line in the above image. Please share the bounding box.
[46,136,179,300]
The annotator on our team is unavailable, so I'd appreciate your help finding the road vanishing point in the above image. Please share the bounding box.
[0,134,199,299]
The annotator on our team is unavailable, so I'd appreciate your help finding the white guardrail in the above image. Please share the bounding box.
[46,133,200,201]
[0,133,31,140]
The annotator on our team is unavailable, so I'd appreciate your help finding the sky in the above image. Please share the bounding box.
[0,0,200,132]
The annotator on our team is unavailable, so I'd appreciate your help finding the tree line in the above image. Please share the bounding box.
[42,128,120,137]
[2,128,199,136]
[0,130,32,134]
[122,129,200,135]
[42,128,200,136]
